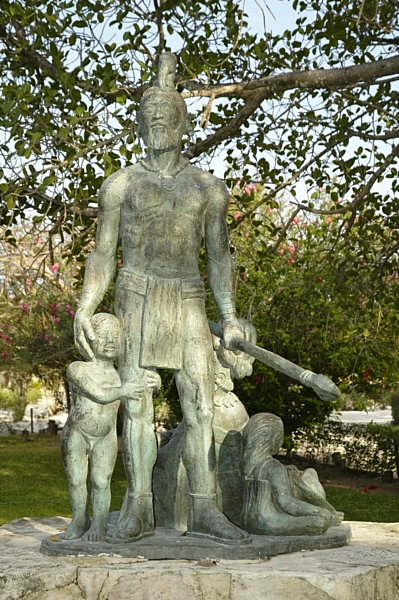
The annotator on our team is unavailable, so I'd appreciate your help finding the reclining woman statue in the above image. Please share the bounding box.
[240,413,343,536]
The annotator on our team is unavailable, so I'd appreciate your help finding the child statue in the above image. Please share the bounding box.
[60,313,160,542]
[240,413,343,536]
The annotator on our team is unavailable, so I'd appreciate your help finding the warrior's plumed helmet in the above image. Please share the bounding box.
[137,52,192,134]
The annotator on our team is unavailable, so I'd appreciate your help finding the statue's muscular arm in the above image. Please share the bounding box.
[74,171,126,359]
[204,177,243,348]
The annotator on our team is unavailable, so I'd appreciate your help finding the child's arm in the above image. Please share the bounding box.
[265,460,323,517]
[66,362,143,405]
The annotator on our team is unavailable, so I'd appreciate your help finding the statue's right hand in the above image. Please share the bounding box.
[74,309,96,360]
[122,382,144,401]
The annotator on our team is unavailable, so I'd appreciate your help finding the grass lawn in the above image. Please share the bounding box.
[0,434,127,526]
[325,486,399,523]
[1,434,399,526]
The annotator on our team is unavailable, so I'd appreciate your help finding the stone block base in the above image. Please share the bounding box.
[1,517,399,599]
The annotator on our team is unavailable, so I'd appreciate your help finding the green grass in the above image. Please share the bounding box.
[325,486,399,523]
[0,434,127,526]
[1,434,399,526]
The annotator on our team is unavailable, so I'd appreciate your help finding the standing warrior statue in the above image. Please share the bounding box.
[74,52,251,544]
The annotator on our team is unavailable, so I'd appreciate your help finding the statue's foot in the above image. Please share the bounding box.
[58,517,91,540]
[106,493,155,544]
[331,511,344,526]
[105,513,154,543]
[80,523,106,542]
[187,493,252,545]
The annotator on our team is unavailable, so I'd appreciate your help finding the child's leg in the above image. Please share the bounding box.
[82,428,118,541]
[60,426,91,539]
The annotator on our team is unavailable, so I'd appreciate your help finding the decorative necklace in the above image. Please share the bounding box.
[140,158,189,192]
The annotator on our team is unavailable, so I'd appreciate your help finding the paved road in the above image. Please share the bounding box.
[332,409,392,424]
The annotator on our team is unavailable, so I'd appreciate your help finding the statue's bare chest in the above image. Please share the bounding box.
[122,174,208,224]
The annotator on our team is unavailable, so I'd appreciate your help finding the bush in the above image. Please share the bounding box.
[296,420,399,478]
[0,381,42,421]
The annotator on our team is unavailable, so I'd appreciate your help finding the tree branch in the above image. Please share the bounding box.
[181,55,399,100]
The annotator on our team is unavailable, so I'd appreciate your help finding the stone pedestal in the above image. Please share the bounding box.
[2,517,399,600]
[40,523,351,560]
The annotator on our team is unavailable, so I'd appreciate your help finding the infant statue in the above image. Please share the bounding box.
[60,313,159,542]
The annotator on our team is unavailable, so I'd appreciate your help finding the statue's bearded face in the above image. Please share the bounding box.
[139,91,187,151]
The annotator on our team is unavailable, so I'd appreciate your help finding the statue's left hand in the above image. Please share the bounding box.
[146,370,162,391]
[221,316,244,352]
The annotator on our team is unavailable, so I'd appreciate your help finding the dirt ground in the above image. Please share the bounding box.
[277,455,399,494]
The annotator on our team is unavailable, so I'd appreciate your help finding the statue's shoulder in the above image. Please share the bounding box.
[66,361,88,382]
[99,164,140,211]
[188,165,229,197]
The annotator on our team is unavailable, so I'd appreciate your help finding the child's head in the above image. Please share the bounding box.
[90,313,120,360]
[242,413,284,477]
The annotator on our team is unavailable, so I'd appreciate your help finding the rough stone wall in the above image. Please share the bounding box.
[1,518,399,600]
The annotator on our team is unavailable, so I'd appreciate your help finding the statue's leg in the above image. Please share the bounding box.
[175,298,251,544]
[108,287,156,541]
[59,428,91,539]
[81,428,118,542]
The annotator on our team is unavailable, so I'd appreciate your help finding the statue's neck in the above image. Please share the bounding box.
[146,146,182,174]
[92,357,115,370]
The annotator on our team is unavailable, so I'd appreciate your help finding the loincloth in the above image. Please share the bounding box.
[115,268,205,370]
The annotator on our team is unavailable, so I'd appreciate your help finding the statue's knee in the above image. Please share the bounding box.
[92,476,111,492]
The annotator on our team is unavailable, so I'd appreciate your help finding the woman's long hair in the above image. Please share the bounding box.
[242,413,284,477]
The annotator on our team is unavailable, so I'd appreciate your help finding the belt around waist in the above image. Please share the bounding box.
[116,268,205,299]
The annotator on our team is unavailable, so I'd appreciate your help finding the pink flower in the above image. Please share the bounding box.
[117,259,123,268]
[325,217,333,224]
[267,207,273,213]
[68,310,75,319]
[49,303,59,315]
[278,248,284,255]
[65,304,71,311]
[21,303,28,313]
[26,278,32,287]
[50,263,59,273]
[285,258,295,266]
[292,217,301,225]
[4,335,11,344]
[288,244,296,254]
[53,317,60,324]
[1,352,8,360]
[101,305,108,312]
[234,212,241,220]
[243,183,257,195]
[44,334,50,342]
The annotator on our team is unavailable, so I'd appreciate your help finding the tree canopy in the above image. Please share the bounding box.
[1,0,399,274]
[2,0,399,432]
